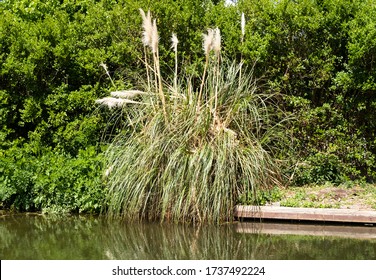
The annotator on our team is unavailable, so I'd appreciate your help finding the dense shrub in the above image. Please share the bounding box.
[237,0,376,184]
[0,146,104,213]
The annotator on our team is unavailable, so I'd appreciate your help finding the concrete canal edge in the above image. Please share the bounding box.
[235,222,376,239]
[234,205,376,224]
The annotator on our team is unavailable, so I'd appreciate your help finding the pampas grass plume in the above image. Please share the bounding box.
[96,97,126,109]
[241,12,246,39]
[151,19,159,53]
[111,90,145,99]
[213,27,221,55]
[140,9,153,48]
[96,97,143,109]
[203,28,214,56]
[171,33,179,52]
[171,33,179,93]
[202,28,221,56]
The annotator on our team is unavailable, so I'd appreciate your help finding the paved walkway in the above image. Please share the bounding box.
[235,205,376,224]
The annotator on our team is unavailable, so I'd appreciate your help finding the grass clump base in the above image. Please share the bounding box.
[102,62,282,223]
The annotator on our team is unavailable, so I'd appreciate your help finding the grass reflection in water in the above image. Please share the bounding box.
[0,215,375,260]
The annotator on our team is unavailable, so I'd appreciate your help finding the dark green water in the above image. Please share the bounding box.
[1,214,375,260]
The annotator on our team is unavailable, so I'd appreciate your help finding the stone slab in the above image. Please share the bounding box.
[234,205,376,224]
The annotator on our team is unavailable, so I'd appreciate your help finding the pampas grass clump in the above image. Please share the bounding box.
[98,10,284,223]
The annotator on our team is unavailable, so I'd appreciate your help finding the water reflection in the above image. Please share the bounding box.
[1,214,375,260]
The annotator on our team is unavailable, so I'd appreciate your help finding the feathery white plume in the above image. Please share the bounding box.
[202,28,221,56]
[96,96,145,109]
[171,33,179,52]
[241,12,246,38]
[110,90,145,99]
[139,9,153,48]
[151,18,159,53]
[213,27,221,55]
[95,97,126,109]
[203,28,214,56]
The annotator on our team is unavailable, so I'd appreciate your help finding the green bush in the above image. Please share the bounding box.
[0,147,36,211]
[237,0,376,184]
[0,146,105,213]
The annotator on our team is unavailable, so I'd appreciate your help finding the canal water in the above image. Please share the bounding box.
[1,214,375,259]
